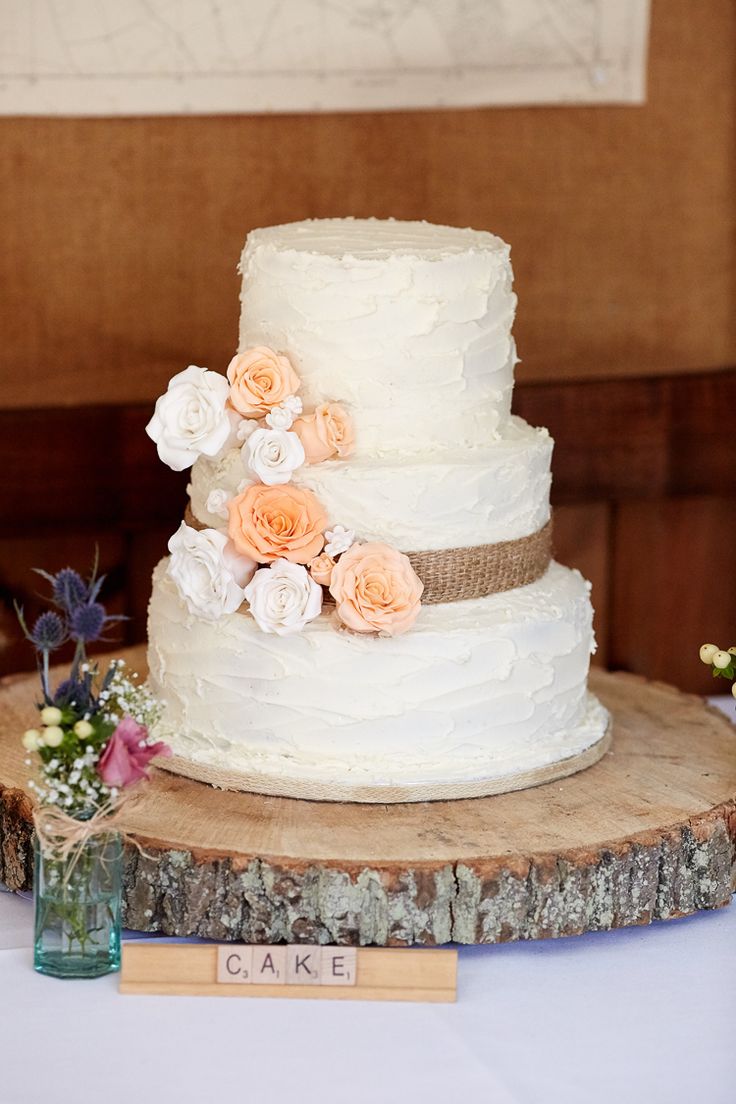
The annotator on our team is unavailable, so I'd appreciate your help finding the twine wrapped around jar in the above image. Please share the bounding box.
[33,795,147,881]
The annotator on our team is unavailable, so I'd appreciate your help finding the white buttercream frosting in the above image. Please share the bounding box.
[146,217,607,798]
[189,416,552,550]
[148,560,606,786]
[238,218,517,458]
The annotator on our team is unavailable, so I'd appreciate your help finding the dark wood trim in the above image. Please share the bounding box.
[514,367,736,503]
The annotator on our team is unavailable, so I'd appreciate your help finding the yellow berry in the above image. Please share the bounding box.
[73,720,94,739]
[43,725,64,748]
[40,705,63,726]
[731,682,736,698]
[699,644,719,664]
[713,650,731,669]
[21,729,41,751]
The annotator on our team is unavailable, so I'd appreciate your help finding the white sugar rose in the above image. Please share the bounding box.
[205,487,230,521]
[325,525,356,557]
[244,559,322,635]
[244,428,306,486]
[167,522,255,621]
[146,366,231,471]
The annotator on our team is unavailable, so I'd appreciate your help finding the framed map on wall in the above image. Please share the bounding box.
[0,0,651,116]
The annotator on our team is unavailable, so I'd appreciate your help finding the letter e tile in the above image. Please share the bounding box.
[286,944,321,985]
[320,946,357,986]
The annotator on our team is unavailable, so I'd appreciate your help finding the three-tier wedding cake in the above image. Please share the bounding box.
[145,218,610,801]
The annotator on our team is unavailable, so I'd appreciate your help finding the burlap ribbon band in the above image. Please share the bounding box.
[184,503,552,605]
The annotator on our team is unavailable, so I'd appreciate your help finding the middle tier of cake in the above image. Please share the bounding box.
[189,415,552,551]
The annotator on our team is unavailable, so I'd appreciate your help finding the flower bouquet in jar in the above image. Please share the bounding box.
[16,560,170,978]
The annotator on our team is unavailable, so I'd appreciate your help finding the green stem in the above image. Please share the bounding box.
[41,650,51,702]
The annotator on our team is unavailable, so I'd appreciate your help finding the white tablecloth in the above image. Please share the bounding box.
[1,892,733,1104]
[2,697,734,1104]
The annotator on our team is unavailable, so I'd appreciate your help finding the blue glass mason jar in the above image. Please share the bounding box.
[33,827,123,978]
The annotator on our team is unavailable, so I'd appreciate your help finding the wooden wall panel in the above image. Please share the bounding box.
[0,0,734,410]
[611,496,736,695]
[0,533,128,676]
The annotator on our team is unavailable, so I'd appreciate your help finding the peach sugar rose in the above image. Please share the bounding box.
[308,552,336,587]
[293,403,355,464]
[329,542,424,637]
[227,346,300,417]
[227,483,327,564]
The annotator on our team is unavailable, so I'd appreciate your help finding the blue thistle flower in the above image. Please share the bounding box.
[30,611,67,651]
[53,677,92,712]
[69,602,106,643]
[52,568,88,612]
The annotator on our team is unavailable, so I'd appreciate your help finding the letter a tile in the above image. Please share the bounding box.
[251,945,287,985]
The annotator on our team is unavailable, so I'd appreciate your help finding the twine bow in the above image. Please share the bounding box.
[33,793,151,882]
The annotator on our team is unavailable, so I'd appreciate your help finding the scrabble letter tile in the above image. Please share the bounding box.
[286,944,321,985]
[320,946,357,986]
[217,945,253,984]
[251,945,287,985]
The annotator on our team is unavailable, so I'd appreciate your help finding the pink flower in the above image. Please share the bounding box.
[97,716,171,789]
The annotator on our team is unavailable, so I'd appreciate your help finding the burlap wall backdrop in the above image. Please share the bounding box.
[0,0,733,409]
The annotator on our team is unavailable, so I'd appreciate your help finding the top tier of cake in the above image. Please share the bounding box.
[238,218,517,460]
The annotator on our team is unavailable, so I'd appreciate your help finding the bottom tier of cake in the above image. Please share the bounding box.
[146,559,610,801]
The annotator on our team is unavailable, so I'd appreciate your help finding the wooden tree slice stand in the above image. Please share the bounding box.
[1,647,735,946]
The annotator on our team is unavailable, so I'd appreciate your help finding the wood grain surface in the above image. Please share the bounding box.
[120,944,457,1003]
[1,647,734,944]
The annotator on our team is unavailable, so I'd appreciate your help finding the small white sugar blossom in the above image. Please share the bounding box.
[245,560,322,636]
[205,487,231,521]
[236,419,259,443]
[265,404,295,430]
[325,525,356,558]
[244,427,305,486]
[167,522,255,621]
[283,395,303,416]
[146,365,231,471]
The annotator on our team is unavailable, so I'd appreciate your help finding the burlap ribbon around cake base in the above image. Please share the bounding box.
[184,503,553,605]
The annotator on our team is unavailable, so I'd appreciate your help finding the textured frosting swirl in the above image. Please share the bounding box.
[147,560,603,785]
[189,416,552,552]
[238,218,518,459]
